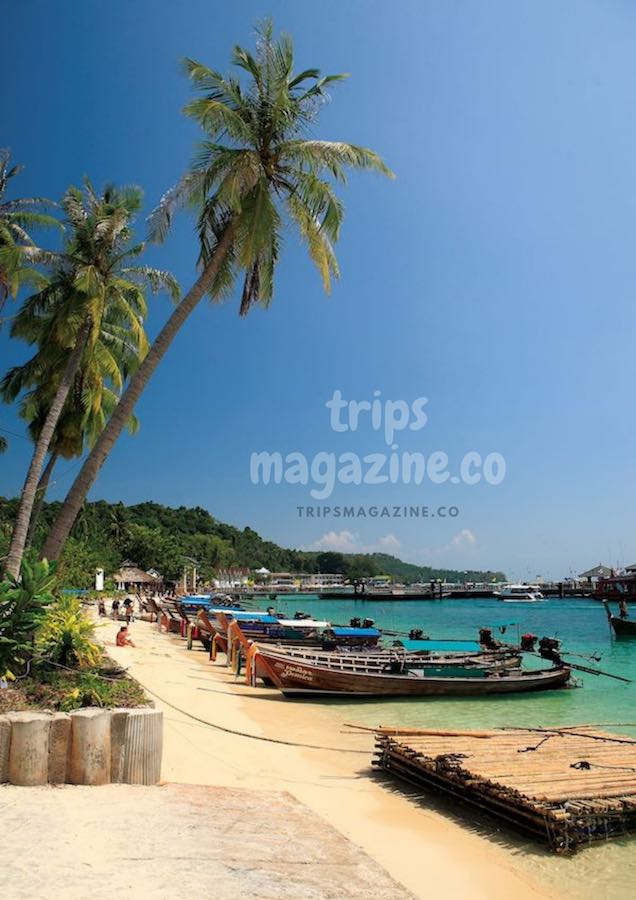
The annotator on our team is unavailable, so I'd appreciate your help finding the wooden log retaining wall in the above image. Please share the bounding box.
[0,707,162,786]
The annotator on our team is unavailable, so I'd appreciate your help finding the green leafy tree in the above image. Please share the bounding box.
[316,551,346,574]
[42,22,393,562]
[4,181,178,578]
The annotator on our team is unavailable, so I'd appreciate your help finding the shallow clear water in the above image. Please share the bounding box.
[269,595,636,898]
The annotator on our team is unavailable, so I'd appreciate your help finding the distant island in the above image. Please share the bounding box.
[0,497,506,588]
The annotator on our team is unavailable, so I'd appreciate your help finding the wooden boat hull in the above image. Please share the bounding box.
[251,648,521,683]
[608,614,636,636]
[601,601,636,636]
[255,650,571,698]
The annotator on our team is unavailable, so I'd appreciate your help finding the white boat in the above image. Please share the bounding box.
[494,584,545,603]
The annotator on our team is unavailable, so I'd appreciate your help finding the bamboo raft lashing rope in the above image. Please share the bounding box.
[372,725,636,851]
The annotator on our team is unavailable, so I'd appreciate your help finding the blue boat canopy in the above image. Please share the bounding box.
[329,626,381,637]
[396,639,482,652]
[230,612,280,624]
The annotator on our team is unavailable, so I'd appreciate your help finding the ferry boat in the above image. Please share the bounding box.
[495,584,545,603]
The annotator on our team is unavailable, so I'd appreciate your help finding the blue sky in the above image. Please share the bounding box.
[2,0,636,579]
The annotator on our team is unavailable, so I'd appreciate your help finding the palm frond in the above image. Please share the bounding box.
[146,170,207,243]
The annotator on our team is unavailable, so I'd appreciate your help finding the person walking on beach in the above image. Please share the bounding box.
[111,598,120,620]
[116,626,135,647]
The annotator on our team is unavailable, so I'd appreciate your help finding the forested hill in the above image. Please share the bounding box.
[0,497,506,588]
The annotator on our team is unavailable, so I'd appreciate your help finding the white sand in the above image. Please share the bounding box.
[0,783,413,899]
[104,617,557,900]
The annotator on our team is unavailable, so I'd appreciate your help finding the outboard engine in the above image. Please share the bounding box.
[294,610,311,620]
[539,636,562,663]
[362,618,375,629]
[383,658,406,675]
[520,632,537,652]
[479,627,502,649]
[350,617,362,628]
[409,628,425,641]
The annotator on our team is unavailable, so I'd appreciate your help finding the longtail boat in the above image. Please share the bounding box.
[250,644,522,671]
[245,644,521,686]
[603,600,636,636]
[252,646,571,698]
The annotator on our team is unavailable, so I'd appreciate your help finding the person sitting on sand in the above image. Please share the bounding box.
[116,626,136,648]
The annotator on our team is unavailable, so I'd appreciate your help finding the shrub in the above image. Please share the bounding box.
[36,594,102,669]
[16,669,150,712]
[0,559,57,679]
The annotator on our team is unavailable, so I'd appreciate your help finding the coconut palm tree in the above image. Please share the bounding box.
[108,503,129,545]
[3,181,179,578]
[41,23,393,562]
[0,150,58,306]
[2,310,142,549]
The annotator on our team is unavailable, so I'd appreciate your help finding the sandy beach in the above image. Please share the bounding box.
[102,616,557,900]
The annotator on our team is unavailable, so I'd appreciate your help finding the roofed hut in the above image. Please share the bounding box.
[113,560,163,593]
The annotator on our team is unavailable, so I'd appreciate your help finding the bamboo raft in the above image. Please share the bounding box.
[372,725,636,851]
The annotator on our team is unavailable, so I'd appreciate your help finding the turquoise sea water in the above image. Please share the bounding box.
[267,595,636,899]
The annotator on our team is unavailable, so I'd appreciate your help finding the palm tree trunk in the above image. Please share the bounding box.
[4,320,91,578]
[25,449,59,550]
[41,225,235,562]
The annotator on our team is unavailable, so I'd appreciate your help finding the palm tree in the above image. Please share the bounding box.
[2,314,142,549]
[41,23,393,562]
[109,503,129,545]
[3,181,178,578]
[0,150,58,305]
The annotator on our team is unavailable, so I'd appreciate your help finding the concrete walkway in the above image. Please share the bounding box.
[0,782,412,899]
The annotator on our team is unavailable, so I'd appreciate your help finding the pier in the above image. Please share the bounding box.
[373,725,636,851]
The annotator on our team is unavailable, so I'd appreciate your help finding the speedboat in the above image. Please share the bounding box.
[495,584,545,603]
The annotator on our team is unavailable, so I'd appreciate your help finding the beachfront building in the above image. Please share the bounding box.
[267,572,301,591]
[113,560,163,593]
[578,564,612,585]
[300,573,346,590]
[215,567,251,590]
[369,575,393,587]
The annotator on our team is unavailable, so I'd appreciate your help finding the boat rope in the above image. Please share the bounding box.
[518,734,555,752]
[571,760,636,773]
[504,726,636,746]
[140,684,370,754]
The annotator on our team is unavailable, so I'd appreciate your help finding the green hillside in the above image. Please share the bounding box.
[0,497,505,588]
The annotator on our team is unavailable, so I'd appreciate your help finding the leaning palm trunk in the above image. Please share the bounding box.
[25,449,59,550]
[4,321,91,578]
[41,226,235,562]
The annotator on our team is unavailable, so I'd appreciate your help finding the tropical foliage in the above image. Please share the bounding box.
[2,181,178,577]
[0,558,57,679]
[36,594,102,669]
[0,149,57,305]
